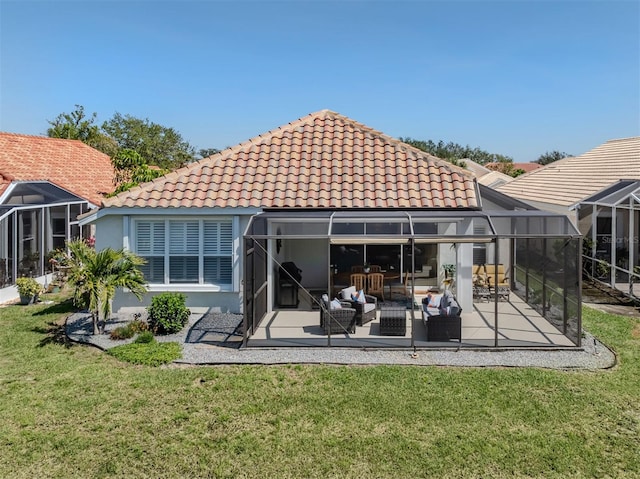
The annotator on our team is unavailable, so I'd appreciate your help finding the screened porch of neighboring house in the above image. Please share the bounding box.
[242,210,582,349]
[0,181,93,303]
[576,179,640,301]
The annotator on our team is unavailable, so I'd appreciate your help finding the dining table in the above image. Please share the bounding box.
[332,270,401,295]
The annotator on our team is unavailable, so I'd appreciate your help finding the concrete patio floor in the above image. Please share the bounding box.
[247,294,575,348]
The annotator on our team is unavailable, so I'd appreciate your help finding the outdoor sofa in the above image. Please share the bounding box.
[421,290,462,342]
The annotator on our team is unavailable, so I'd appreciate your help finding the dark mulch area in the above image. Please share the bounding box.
[185,312,243,347]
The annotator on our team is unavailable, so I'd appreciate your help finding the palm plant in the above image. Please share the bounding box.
[66,240,147,334]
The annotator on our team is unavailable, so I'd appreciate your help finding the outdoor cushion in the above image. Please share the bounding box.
[362,303,376,314]
[340,286,357,300]
[330,298,343,309]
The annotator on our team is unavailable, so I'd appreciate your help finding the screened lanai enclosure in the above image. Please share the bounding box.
[0,181,92,288]
[576,180,640,300]
[243,210,582,349]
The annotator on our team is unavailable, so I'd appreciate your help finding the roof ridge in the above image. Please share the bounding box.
[602,136,640,144]
[0,131,88,146]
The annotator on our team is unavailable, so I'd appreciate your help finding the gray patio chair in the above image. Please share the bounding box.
[320,299,357,334]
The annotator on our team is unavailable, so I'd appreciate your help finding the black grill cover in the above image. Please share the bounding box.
[279,262,302,283]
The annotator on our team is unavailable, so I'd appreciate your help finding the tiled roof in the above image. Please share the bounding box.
[477,170,514,189]
[497,137,640,207]
[0,133,114,205]
[104,110,478,209]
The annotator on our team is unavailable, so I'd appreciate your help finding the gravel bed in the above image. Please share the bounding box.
[66,311,616,369]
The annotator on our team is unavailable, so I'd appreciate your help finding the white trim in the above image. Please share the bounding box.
[0,180,94,207]
[132,216,236,290]
[83,206,263,225]
[0,200,88,223]
[122,216,130,250]
[145,284,234,293]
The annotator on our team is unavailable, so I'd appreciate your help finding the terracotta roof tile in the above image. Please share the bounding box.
[103,110,478,210]
[0,132,114,205]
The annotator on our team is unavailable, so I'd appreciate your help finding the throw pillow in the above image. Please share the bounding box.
[330,298,342,310]
[357,289,366,304]
[341,286,357,300]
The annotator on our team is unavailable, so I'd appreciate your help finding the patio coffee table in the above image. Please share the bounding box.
[379,305,406,336]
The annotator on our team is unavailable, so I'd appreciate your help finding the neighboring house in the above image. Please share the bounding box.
[574,179,640,299]
[463,158,514,188]
[496,137,640,223]
[496,137,640,300]
[0,132,114,298]
[83,110,581,348]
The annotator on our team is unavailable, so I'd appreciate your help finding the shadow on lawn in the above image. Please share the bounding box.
[32,299,78,348]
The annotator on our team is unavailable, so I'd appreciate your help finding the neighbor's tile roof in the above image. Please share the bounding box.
[0,133,114,205]
[497,137,640,207]
[104,110,478,209]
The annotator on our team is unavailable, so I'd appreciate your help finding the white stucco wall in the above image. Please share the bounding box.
[92,211,254,315]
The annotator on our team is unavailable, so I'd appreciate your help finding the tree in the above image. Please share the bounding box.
[65,240,147,334]
[536,150,571,165]
[198,148,221,159]
[110,149,168,195]
[102,113,196,169]
[399,137,514,167]
[47,105,117,155]
[486,160,525,177]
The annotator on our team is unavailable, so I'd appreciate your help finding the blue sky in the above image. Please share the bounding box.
[1,0,638,162]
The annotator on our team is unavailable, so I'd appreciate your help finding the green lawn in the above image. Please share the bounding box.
[0,296,638,478]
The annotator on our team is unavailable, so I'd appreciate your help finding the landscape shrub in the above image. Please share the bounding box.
[129,319,149,333]
[147,292,190,335]
[109,324,135,340]
[134,331,155,344]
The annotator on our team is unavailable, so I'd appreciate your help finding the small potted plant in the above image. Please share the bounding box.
[15,277,42,305]
[363,262,371,273]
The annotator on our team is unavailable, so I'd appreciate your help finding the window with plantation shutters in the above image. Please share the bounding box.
[136,221,165,283]
[134,218,233,286]
[169,220,199,283]
[203,221,233,283]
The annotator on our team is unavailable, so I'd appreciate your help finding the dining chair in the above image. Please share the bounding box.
[388,270,409,299]
[350,273,367,293]
[368,265,382,273]
[367,272,384,301]
[351,265,364,273]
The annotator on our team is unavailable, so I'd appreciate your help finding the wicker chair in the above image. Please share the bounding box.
[351,294,378,326]
[320,299,357,334]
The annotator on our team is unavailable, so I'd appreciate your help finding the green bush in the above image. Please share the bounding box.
[108,341,182,366]
[109,324,135,340]
[16,277,42,298]
[147,292,190,335]
[134,331,155,344]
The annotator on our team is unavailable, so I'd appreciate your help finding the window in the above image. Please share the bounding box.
[473,226,487,265]
[135,219,233,286]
